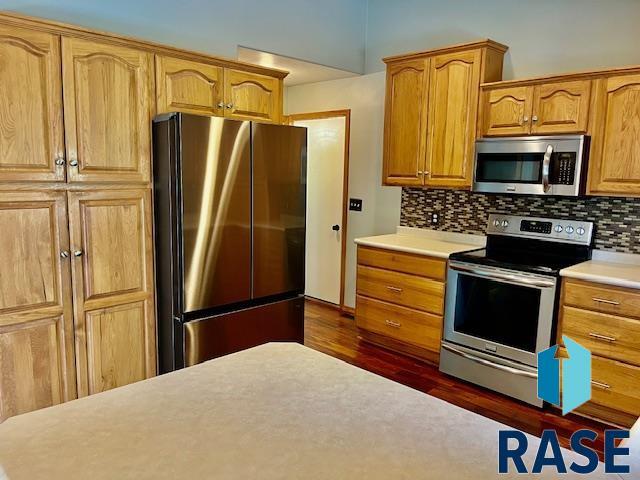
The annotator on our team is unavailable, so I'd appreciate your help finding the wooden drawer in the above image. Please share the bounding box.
[357,265,444,315]
[561,306,640,366]
[563,279,640,319]
[357,246,446,280]
[355,295,442,352]
[588,355,640,418]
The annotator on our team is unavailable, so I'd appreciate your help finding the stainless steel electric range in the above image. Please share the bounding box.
[439,214,594,407]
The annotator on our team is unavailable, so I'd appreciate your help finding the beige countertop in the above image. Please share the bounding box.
[560,250,640,290]
[354,226,485,258]
[0,343,616,480]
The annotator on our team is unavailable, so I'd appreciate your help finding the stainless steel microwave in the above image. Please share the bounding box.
[472,135,589,196]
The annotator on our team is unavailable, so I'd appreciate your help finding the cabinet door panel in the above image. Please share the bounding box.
[62,38,153,183]
[68,189,155,396]
[383,59,429,186]
[425,50,481,188]
[224,69,281,123]
[156,55,223,115]
[0,191,75,420]
[589,75,640,195]
[481,86,533,136]
[0,25,64,182]
[531,80,591,134]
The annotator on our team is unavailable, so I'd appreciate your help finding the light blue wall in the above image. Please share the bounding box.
[0,0,367,73]
[365,0,640,77]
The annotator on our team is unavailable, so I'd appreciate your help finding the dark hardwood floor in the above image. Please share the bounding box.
[303,299,611,458]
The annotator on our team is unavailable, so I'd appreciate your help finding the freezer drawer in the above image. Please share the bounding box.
[184,296,305,367]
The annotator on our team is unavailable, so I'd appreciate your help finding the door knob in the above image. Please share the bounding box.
[332,224,340,232]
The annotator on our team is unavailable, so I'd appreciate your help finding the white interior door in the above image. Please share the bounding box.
[293,116,346,304]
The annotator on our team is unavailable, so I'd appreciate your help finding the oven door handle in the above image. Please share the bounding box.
[542,144,553,193]
[442,343,538,378]
[449,264,555,288]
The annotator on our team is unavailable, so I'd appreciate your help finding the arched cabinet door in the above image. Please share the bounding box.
[481,85,533,137]
[531,80,591,134]
[0,25,65,182]
[155,55,224,116]
[425,50,482,188]
[62,37,153,184]
[589,74,640,195]
[223,69,282,123]
[382,59,429,186]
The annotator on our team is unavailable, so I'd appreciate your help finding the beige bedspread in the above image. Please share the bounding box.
[0,343,630,479]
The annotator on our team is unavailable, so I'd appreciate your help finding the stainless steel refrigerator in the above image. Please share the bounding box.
[153,113,306,373]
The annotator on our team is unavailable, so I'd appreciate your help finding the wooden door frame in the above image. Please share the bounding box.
[286,110,352,315]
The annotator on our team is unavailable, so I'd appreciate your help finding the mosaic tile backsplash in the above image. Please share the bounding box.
[400,188,640,254]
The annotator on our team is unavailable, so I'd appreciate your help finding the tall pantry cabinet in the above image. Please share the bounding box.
[0,25,156,419]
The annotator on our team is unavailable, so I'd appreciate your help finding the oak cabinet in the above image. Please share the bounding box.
[382,40,507,188]
[480,80,591,136]
[0,25,65,182]
[156,55,224,116]
[0,191,76,420]
[383,59,429,186]
[588,74,640,195]
[67,189,156,397]
[62,37,154,184]
[425,50,482,188]
[224,69,282,123]
[482,86,533,136]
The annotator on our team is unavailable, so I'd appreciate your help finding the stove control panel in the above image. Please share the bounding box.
[487,214,593,245]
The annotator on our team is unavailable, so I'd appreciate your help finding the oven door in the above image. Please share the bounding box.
[473,135,587,196]
[443,261,557,367]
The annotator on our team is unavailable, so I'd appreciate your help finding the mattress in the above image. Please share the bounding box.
[0,343,629,479]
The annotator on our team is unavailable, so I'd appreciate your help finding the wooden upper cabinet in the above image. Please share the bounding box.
[589,74,640,195]
[383,59,429,186]
[531,80,591,134]
[155,55,224,115]
[0,191,76,420]
[62,38,153,184]
[481,86,533,136]
[224,69,281,123]
[425,50,481,188]
[67,189,156,396]
[0,25,65,182]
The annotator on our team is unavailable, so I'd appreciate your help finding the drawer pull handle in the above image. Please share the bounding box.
[592,297,620,306]
[591,380,611,390]
[588,332,617,343]
[386,286,403,293]
[385,319,401,328]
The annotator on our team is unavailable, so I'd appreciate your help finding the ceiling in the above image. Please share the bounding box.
[237,46,359,86]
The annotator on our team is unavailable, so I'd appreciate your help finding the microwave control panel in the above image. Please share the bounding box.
[550,152,576,185]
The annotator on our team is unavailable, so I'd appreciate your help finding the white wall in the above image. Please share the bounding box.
[286,73,401,309]
[365,0,640,77]
[0,0,367,73]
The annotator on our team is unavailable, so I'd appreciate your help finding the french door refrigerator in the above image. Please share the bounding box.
[153,113,306,373]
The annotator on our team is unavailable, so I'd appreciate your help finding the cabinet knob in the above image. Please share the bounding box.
[417,170,424,175]
[55,157,65,166]
[523,116,529,123]
[532,115,538,122]
[226,103,233,109]
[60,250,70,258]
[217,101,225,108]
[73,250,83,257]
[69,159,79,167]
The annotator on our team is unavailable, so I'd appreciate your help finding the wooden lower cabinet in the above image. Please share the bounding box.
[67,189,156,397]
[355,246,445,363]
[559,279,640,427]
[0,191,76,420]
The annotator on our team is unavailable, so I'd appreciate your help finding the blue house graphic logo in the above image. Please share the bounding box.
[537,335,591,414]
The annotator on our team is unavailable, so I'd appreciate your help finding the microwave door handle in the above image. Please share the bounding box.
[542,144,553,193]
[450,264,555,288]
